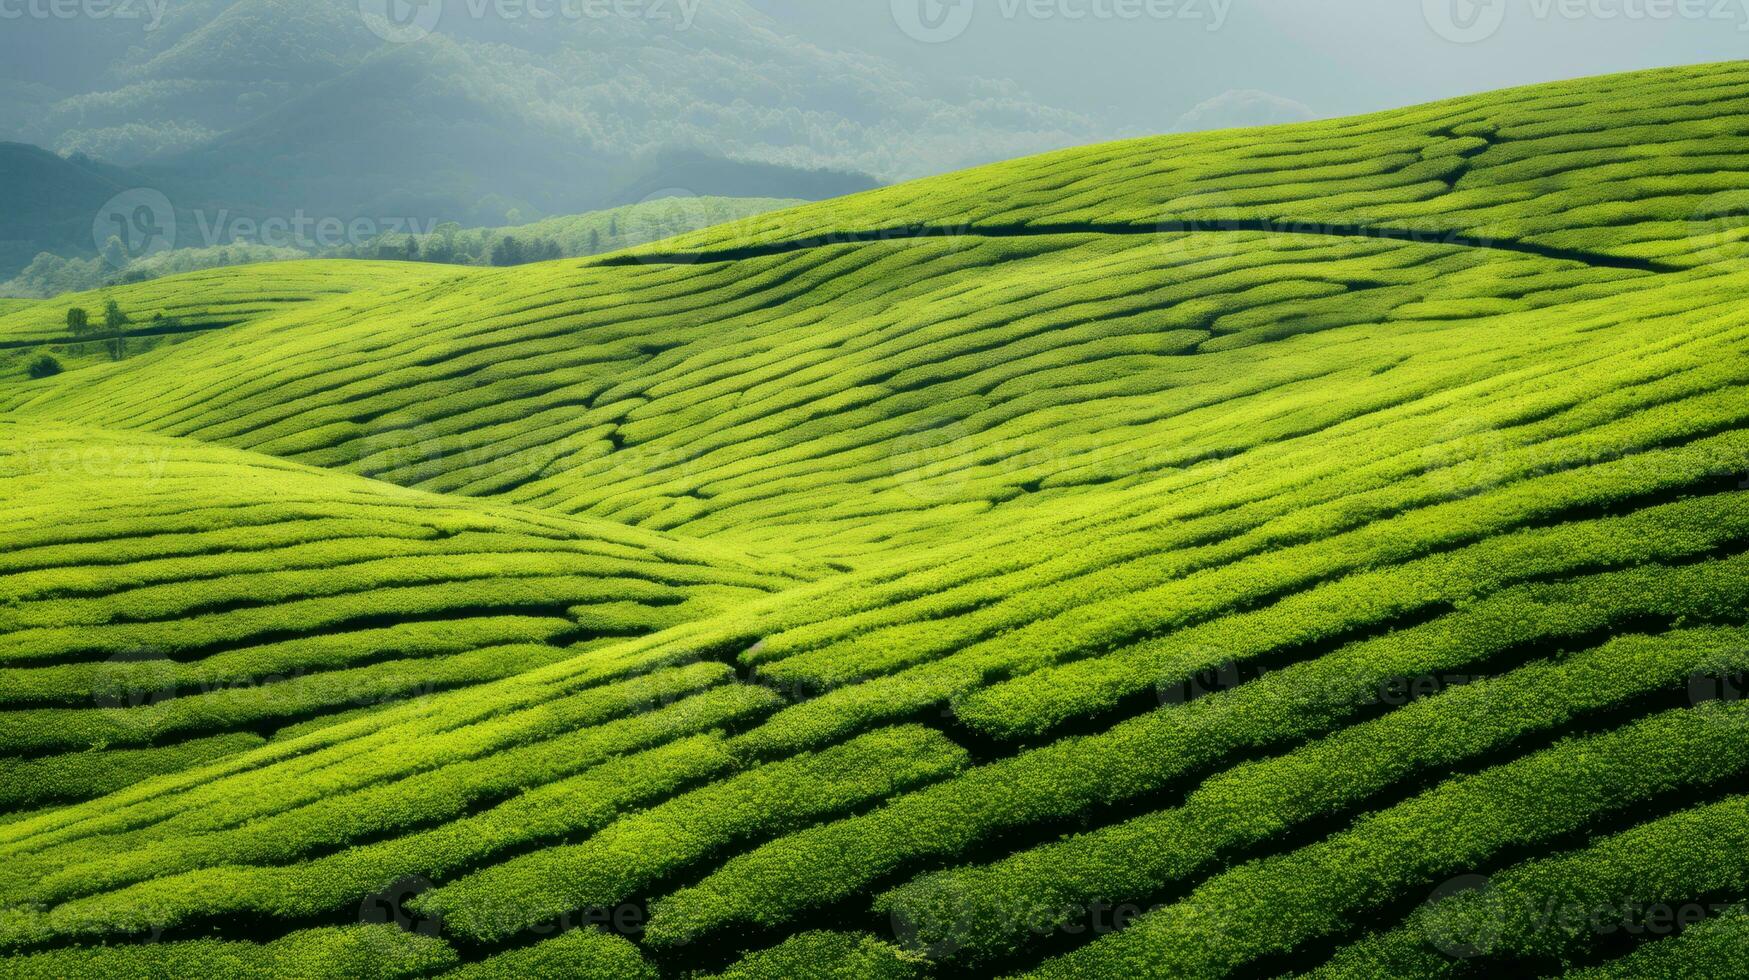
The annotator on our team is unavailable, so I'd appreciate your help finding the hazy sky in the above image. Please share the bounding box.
[753,0,1748,135]
[1,0,1741,185]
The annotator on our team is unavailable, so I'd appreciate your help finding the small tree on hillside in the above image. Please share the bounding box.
[27,354,62,379]
[67,307,91,336]
[102,298,130,361]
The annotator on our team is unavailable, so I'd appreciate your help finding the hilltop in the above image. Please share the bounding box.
[0,0,1097,277]
[0,261,476,382]
[1,61,1747,979]
[0,196,804,301]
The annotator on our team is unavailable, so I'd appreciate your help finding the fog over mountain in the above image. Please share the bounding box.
[1,0,1739,282]
[0,0,1097,185]
[6,0,1743,185]
[0,0,1117,280]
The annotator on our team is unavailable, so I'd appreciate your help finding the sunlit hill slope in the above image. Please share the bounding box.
[2,60,1749,979]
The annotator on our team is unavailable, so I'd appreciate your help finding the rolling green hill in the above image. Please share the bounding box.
[0,261,478,383]
[0,195,803,301]
[369,196,809,269]
[2,61,1748,979]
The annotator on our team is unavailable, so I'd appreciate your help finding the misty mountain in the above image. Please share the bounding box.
[0,143,136,278]
[0,0,1102,277]
[138,37,877,228]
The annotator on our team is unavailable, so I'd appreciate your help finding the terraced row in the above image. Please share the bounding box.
[0,261,473,384]
[27,63,1749,556]
[0,418,813,805]
[0,262,472,346]
[6,61,1749,979]
[631,60,1749,272]
[2,231,1707,560]
[3,269,1745,975]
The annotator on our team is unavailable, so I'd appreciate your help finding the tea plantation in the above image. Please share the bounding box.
[2,61,1748,978]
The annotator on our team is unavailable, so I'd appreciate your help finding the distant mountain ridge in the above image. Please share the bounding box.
[0,144,133,278]
[0,0,1097,276]
[0,194,805,300]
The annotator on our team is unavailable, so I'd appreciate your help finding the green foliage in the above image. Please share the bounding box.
[20,684,776,909]
[1,199,801,300]
[879,623,1749,965]
[0,261,460,346]
[341,198,805,270]
[488,236,525,267]
[1030,703,1749,978]
[952,429,1749,740]
[2,63,1749,980]
[2,244,316,299]
[0,734,263,812]
[438,929,653,979]
[1564,906,1749,980]
[1311,799,1749,977]
[95,298,129,360]
[0,926,456,979]
[5,735,744,945]
[645,538,1749,948]
[25,355,60,380]
[417,725,969,943]
[708,931,928,979]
